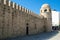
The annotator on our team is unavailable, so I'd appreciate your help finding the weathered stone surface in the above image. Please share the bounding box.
[0,0,52,39]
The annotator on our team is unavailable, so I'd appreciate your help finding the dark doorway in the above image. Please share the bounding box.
[43,25,46,32]
[26,23,29,35]
[26,27,28,35]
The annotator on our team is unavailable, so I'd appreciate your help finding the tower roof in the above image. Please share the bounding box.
[41,4,50,8]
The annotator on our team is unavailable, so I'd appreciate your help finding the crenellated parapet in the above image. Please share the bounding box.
[30,11,41,18]
[0,0,40,18]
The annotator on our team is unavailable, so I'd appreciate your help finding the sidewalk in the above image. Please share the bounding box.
[1,31,60,40]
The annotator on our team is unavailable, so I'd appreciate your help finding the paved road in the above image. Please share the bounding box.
[2,31,60,40]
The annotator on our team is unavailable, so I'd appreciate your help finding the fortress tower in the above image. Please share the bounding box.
[40,4,52,32]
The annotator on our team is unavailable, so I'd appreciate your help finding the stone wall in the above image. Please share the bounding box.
[0,0,44,39]
[40,4,52,32]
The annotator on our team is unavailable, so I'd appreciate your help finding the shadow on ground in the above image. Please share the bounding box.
[1,31,59,40]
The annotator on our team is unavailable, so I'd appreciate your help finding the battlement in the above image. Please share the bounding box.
[0,0,40,18]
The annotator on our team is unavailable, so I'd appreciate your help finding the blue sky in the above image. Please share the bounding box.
[10,0,60,14]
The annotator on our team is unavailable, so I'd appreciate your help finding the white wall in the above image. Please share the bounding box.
[59,13,60,25]
[52,11,59,26]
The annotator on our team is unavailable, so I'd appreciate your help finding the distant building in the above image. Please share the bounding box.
[52,11,59,26]
[59,13,60,25]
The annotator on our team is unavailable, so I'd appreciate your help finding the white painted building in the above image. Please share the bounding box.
[52,10,59,26]
[59,13,60,25]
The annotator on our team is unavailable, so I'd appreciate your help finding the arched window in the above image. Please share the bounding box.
[44,9,47,12]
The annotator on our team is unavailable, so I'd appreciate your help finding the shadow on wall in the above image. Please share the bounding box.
[1,31,59,40]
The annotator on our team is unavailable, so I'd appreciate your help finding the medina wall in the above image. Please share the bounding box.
[0,0,44,39]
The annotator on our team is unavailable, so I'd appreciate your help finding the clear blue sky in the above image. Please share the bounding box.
[10,0,60,14]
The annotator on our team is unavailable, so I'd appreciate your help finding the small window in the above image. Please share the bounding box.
[26,23,29,25]
[44,9,47,12]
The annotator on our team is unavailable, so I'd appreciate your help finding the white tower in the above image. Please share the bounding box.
[40,4,52,32]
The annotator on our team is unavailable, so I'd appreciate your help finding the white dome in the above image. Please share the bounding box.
[41,4,50,8]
